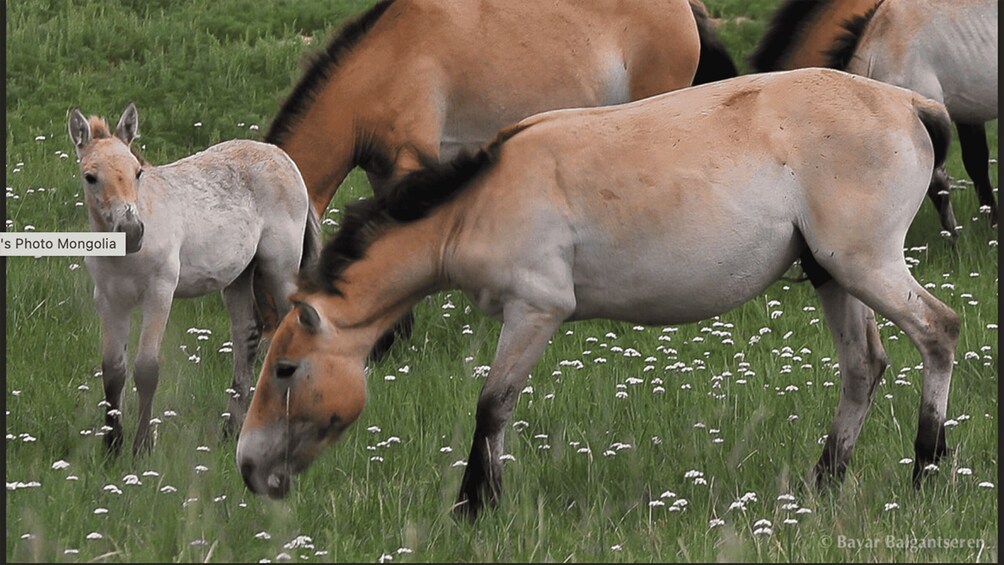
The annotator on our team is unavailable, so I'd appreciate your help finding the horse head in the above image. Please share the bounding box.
[237,295,369,499]
[68,102,146,253]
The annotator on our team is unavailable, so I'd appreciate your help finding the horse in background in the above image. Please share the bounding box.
[236,69,958,519]
[751,0,999,236]
[825,0,999,233]
[68,103,319,455]
[266,0,737,358]
[269,0,736,215]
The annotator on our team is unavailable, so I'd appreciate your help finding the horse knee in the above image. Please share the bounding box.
[134,357,160,394]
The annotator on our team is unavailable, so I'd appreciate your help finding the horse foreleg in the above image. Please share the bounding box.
[222,264,260,437]
[957,122,998,226]
[812,281,888,486]
[456,301,567,521]
[132,287,174,456]
[95,291,131,456]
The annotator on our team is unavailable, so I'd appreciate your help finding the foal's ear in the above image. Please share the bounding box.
[297,301,322,333]
[115,102,140,146]
[68,108,91,158]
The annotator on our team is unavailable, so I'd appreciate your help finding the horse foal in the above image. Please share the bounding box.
[68,103,318,455]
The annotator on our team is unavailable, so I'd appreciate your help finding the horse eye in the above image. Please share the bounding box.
[83,172,97,184]
[135,169,142,180]
[275,360,298,379]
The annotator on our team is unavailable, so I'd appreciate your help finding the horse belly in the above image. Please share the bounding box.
[568,221,801,325]
[174,224,260,298]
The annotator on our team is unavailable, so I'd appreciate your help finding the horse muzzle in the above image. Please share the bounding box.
[114,219,144,254]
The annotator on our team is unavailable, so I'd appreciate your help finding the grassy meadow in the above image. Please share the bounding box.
[5,0,998,562]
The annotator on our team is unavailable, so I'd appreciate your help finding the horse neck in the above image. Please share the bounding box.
[325,218,446,344]
[271,93,357,216]
[784,0,880,69]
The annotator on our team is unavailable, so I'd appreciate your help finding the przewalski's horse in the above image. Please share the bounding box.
[826,0,999,233]
[269,0,735,214]
[236,69,959,519]
[269,0,735,358]
[751,0,999,235]
[68,103,319,455]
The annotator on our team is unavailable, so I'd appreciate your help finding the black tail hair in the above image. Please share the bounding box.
[914,99,952,172]
[690,0,739,84]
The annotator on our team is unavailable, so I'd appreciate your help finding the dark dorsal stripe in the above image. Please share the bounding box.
[265,0,395,146]
[824,1,884,70]
[748,0,833,72]
[300,126,528,296]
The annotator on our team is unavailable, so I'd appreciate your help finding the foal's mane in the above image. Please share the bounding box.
[824,0,884,70]
[748,0,834,71]
[265,0,395,147]
[299,125,527,296]
[87,116,151,167]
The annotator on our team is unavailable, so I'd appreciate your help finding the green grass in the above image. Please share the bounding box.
[5,0,998,562]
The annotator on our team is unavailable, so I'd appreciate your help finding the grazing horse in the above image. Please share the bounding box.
[268,0,735,358]
[237,69,959,520]
[751,0,999,234]
[269,0,734,214]
[826,0,999,233]
[68,103,319,455]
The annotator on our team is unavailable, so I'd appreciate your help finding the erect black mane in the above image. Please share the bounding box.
[824,1,884,70]
[299,126,526,296]
[265,0,395,147]
[748,0,832,72]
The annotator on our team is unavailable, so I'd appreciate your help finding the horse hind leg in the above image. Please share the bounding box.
[222,263,261,437]
[957,122,998,226]
[808,251,959,488]
[810,275,889,486]
[927,166,959,244]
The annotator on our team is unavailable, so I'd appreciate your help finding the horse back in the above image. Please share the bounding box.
[326,0,699,143]
[847,0,998,121]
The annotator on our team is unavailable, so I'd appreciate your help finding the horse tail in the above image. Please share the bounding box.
[824,0,884,70]
[689,0,739,84]
[912,95,952,173]
[300,206,322,274]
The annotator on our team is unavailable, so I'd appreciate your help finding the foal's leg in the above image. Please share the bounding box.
[94,291,132,455]
[456,301,567,521]
[812,281,889,485]
[927,166,959,242]
[957,122,998,226]
[132,285,175,455]
[222,264,259,437]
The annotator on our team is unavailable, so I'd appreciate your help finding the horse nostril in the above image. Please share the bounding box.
[240,462,258,493]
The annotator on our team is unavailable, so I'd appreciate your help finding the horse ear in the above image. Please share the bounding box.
[115,102,140,146]
[297,301,322,333]
[68,108,91,158]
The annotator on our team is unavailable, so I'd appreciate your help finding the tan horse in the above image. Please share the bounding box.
[236,69,959,519]
[751,0,999,235]
[69,103,319,455]
[268,0,736,215]
[269,0,735,358]
[826,0,999,232]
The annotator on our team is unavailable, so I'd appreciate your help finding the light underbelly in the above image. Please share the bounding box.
[568,225,803,325]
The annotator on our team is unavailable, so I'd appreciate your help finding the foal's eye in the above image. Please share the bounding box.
[276,360,298,379]
[83,172,97,184]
